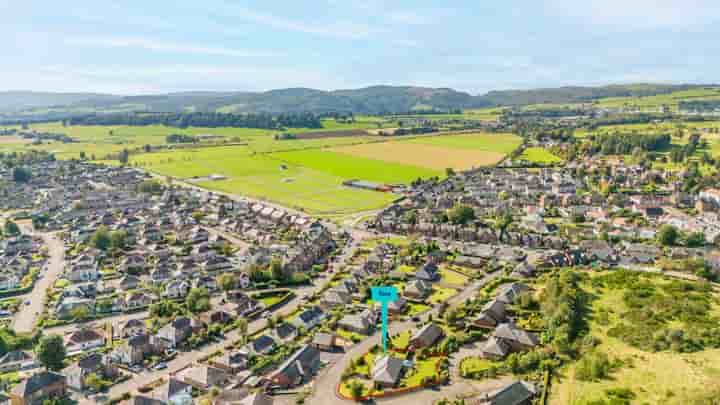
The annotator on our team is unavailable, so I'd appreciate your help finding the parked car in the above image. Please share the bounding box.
[153,362,168,370]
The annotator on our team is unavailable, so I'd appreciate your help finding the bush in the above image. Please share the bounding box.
[575,352,611,381]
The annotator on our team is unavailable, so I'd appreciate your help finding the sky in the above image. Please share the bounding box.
[2,0,720,95]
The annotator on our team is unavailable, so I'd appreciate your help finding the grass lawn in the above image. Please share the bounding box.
[460,357,496,376]
[397,265,416,275]
[518,147,562,164]
[390,331,412,351]
[402,132,521,153]
[428,287,457,304]
[406,303,432,317]
[255,292,290,308]
[439,267,469,286]
[402,356,443,386]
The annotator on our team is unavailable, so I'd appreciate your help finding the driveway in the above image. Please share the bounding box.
[12,231,65,333]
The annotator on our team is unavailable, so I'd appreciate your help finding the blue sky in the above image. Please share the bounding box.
[2,0,720,94]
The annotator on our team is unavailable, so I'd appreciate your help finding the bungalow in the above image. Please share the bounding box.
[10,371,67,405]
[510,262,535,279]
[404,279,432,300]
[321,289,352,308]
[415,262,439,282]
[291,306,325,331]
[338,311,374,335]
[178,365,230,391]
[149,378,193,404]
[124,292,154,310]
[470,380,537,405]
[409,323,444,350]
[209,351,249,373]
[268,345,321,388]
[492,323,538,354]
[311,332,339,352]
[371,355,404,388]
[244,335,276,355]
[273,323,298,343]
[473,299,507,329]
[55,296,94,319]
[64,328,105,354]
[0,274,20,291]
[495,283,529,305]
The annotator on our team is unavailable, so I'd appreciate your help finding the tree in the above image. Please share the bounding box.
[494,211,514,241]
[109,230,127,251]
[237,319,248,343]
[270,259,285,281]
[70,306,90,321]
[118,149,129,165]
[84,372,103,392]
[36,334,66,371]
[657,224,679,246]
[447,204,475,225]
[79,151,86,160]
[186,288,211,313]
[349,381,364,399]
[686,232,706,248]
[90,227,111,251]
[12,167,31,183]
[216,273,235,292]
[3,220,20,236]
[445,167,456,177]
[138,180,162,194]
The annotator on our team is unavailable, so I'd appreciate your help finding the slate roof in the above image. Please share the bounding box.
[372,355,404,385]
[11,371,65,398]
[411,323,444,347]
[486,380,537,405]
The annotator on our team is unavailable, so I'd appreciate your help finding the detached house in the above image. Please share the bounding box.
[10,371,67,405]
[268,345,321,388]
[64,328,105,354]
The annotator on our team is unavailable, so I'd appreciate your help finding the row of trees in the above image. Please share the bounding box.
[67,112,323,129]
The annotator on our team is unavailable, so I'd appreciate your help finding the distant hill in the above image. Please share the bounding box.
[0,83,714,119]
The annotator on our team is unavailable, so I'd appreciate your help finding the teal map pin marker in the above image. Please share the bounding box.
[371,286,398,353]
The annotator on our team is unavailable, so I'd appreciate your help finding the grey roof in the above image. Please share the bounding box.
[494,323,539,347]
[488,380,537,405]
[411,323,444,347]
[495,283,529,305]
[372,355,404,385]
[0,350,33,364]
[11,371,66,397]
[481,336,511,358]
[272,344,320,382]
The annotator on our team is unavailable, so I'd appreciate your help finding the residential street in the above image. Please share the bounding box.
[12,231,65,334]
[104,234,362,399]
[307,269,503,404]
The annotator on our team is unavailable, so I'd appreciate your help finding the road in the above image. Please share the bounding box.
[12,231,65,333]
[104,234,362,399]
[308,270,503,405]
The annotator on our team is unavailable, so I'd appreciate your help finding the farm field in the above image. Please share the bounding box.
[593,87,720,111]
[330,132,522,171]
[271,149,439,184]
[518,147,562,164]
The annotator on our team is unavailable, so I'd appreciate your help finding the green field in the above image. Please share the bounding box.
[518,147,563,164]
[272,149,440,184]
[402,132,521,153]
[594,87,720,111]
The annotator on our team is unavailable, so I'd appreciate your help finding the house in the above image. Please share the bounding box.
[480,336,512,360]
[387,297,407,314]
[125,292,154,310]
[116,319,148,338]
[321,289,352,308]
[209,351,249,373]
[268,345,321,388]
[291,306,325,331]
[372,355,404,388]
[473,299,507,329]
[0,274,20,291]
[156,317,195,349]
[469,380,537,405]
[409,323,444,350]
[64,328,105,354]
[63,353,118,391]
[213,390,274,405]
[55,296,94,319]
[404,279,432,300]
[580,240,616,263]
[273,323,298,343]
[311,332,339,352]
[415,262,439,281]
[119,275,141,291]
[178,365,230,391]
[489,323,538,356]
[9,371,66,405]
[338,311,374,335]
[510,261,535,279]
[495,283,530,305]
[0,351,38,373]
[245,335,276,355]
[113,334,156,366]
[149,378,193,404]
[163,280,190,299]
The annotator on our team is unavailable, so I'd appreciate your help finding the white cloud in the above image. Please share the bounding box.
[549,0,720,28]
[66,37,273,57]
